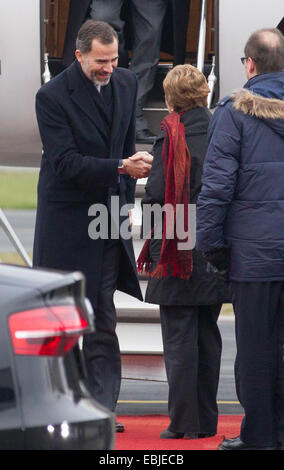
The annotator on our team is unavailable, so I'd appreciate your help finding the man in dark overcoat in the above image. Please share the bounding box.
[33,20,152,429]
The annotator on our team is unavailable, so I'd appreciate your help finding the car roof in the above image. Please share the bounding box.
[0,264,83,290]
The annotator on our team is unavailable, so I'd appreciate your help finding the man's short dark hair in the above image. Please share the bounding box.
[76,20,118,54]
[244,28,284,74]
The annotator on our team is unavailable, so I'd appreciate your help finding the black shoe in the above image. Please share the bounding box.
[198,432,216,438]
[160,429,215,439]
[184,432,215,439]
[218,436,277,450]
[136,129,157,144]
[115,421,125,433]
[160,429,184,439]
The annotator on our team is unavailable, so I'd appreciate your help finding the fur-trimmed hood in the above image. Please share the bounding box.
[232,71,284,138]
[233,89,284,120]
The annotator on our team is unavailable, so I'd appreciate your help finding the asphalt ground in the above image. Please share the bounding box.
[116,317,242,417]
[0,167,241,418]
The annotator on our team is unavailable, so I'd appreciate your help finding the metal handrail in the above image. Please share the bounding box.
[0,208,32,267]
[207,55,217,108]
[197,0,208,73]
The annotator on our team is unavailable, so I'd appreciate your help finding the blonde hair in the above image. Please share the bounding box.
[163,64,210,112]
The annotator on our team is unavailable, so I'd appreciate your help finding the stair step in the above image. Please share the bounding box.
[143,110,168,135]
[133,177,147,197]
[115,280,159,323]
[121,353,166,382]
[117,322,163,354]
[117,306,159,323]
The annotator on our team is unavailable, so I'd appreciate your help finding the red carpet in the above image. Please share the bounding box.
[115,415,243,450]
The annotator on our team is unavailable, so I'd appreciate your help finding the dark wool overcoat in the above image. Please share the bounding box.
[33,61,142,307]
[141,107,229,306]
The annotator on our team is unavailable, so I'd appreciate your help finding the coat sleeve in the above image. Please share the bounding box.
[121,76,138,207]
[196,103,242,252]
[140,137,164,237]
[35,87,120,189]
[142,137,165,206]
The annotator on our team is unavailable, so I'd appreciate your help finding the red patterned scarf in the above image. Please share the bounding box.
[137,112,193,279]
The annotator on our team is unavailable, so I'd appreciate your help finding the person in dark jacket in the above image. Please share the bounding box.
[33,20,153,432]
[137,64,228,439]
[196,28,284,450]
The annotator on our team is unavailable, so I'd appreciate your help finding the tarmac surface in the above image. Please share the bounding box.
[0,156,241,418]
[0,208,241,418]
[116,317,241,417]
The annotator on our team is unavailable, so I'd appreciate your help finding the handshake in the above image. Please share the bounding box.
[121,151,153,179]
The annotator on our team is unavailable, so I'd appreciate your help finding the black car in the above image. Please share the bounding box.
[0,263,115,450]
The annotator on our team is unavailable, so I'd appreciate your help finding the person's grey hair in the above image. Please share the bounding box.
[244,28,284,73]
[76,20,118,54]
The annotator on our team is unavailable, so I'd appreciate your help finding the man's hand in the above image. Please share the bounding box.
[122,151,153,178]
[129,152,153,165]
[202,246,231,281]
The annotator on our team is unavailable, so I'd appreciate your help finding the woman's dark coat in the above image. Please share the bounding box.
[142,107,229,306]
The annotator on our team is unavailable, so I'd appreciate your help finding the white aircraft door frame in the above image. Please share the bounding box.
[0,0,44,165]
[218,0,284,99]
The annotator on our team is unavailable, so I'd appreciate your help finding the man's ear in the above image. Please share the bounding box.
[75,49,82,63]
[248,56,257,75]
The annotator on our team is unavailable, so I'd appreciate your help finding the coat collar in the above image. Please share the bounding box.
[66,60,125,142]
[232,88,284,120]
[232,88,284,139]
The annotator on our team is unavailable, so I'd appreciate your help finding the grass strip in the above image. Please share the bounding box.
[0,170,38,209]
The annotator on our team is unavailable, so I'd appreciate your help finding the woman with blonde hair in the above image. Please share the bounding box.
[138,64,228,439]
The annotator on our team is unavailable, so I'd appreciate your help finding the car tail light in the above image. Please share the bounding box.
[9,305,89,356]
